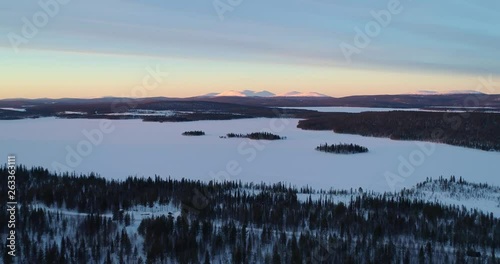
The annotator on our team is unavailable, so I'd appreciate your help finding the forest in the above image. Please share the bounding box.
[1,165,499,264]
[0,99,311,122]
[316,143,369,154]
[298,111,500,151]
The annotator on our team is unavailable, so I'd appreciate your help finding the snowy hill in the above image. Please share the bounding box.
[275,91,329,97]
[201,90,275,97]
[446,90,485,95]
[200,90,330,97]
[414,90,486,95]
[402,176,500,217]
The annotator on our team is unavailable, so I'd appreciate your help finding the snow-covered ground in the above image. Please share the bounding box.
[0,117,498,194]
[0,107,27,112]
[62,111,87,115]
[405,179,500,217]
[104,109,180,117]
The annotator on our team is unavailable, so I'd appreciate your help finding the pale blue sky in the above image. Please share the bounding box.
[1,0,499,98]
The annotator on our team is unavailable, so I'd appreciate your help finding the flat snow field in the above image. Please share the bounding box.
[0,117,498,192]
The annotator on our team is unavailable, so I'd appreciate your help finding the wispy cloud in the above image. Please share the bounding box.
[1,0,499,97]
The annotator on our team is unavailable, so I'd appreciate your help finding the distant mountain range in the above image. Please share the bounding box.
[200,89,489,98]
[200,90,330,98]
[415,90,485,95]
[1,91,498,110]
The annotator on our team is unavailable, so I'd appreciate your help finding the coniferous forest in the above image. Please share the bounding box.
[298,111,500,151]
[316,143,369,154]
[1,166,500,264]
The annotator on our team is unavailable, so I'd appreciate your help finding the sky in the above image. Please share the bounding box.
[1,0,499,98]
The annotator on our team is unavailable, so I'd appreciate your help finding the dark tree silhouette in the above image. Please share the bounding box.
[182,130,206,136]
[316,143,369,154]
[225,132,285,140]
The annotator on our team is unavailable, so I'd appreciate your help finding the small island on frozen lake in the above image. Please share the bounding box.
[222,132,286,140]
[316,143,369,154]
[182,130,206,136]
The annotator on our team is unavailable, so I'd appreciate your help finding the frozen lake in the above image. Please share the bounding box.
[1,117,498,192]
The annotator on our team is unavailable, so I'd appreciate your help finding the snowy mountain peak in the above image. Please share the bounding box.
[216,90,248,97]
[202,90,275,97]
[200,90,330,98]
[275,91,330,97]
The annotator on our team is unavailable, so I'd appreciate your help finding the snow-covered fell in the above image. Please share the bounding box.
[414,90,485,95]
[275,91,329,97]
[446,90,485,95]
[200,90,330,97]
[204,90,275,97]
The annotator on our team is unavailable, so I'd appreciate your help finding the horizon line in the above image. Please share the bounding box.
[0,92,497,101]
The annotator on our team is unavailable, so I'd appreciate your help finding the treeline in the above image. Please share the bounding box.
[224,132,285,140]
[316,143,368,154]
[1,166,500,263]
[182,131,205,136]
[298,111,500,151]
